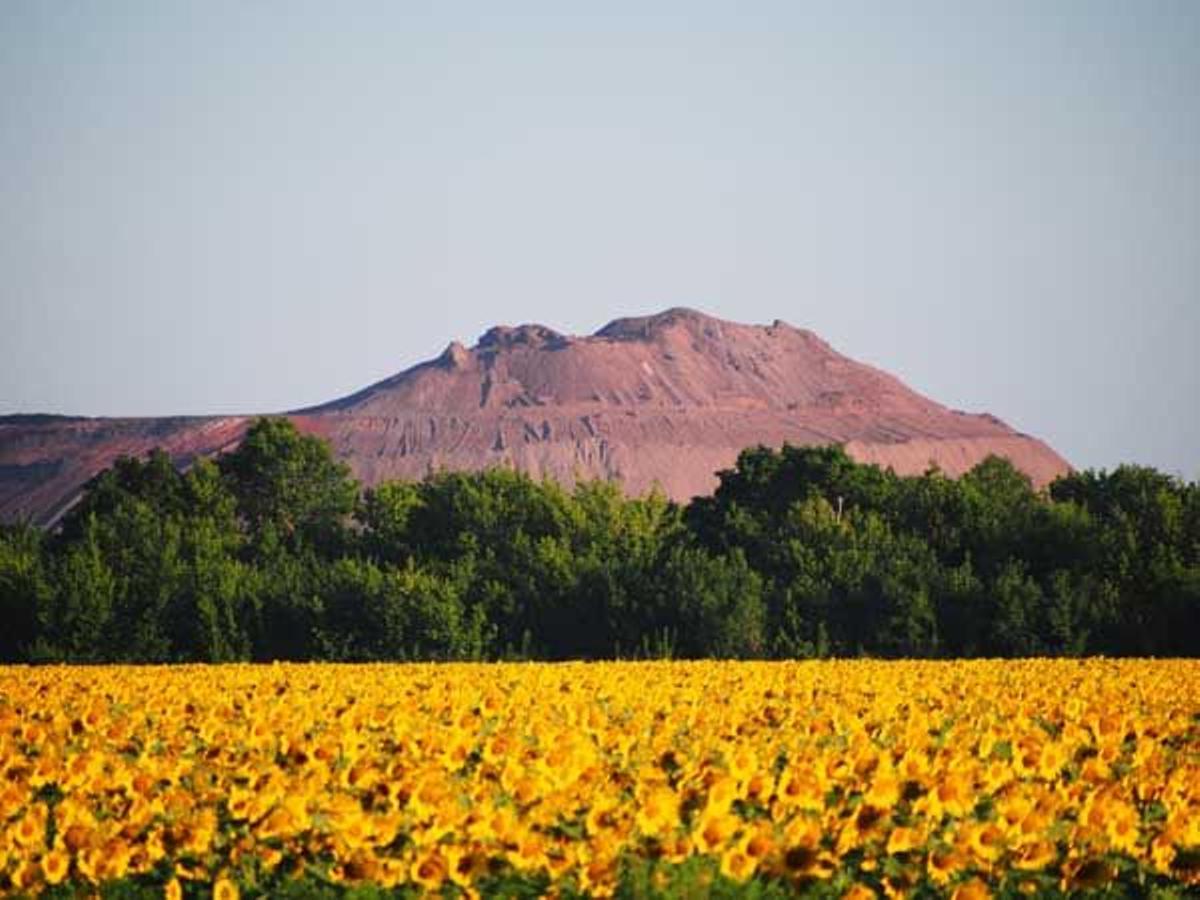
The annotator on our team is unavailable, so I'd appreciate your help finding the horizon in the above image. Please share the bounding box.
[2,3,1198,478]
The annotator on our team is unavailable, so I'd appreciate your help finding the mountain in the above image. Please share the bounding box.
[0,308,1070,526]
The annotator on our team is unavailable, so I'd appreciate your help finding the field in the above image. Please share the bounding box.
[1,660,1197,897]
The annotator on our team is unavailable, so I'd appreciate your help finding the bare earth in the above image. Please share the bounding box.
[0,308,1070,525]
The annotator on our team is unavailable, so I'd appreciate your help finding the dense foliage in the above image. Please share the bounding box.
[1,418,1196,662]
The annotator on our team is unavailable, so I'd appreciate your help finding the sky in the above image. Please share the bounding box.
[2,1,1198,478]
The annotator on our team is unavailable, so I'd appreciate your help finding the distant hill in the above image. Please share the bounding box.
[0,307,1070,525]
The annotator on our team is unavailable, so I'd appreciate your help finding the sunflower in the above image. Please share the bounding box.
[720,845,757,882]
[776,769,826,813]
[41,848,71,885]
[692,809,739,855]
[843,883,878,899]
[950,877,991,899]
[885,825,923,855]
[635,785,680,837]
[927,847,968,886]
[965,822,1006,865]
[1012,839,1057,871]
[410,848,449,890]
[866,761,901,809]
[926,772,973,820]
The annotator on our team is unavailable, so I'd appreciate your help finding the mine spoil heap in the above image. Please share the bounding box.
[0,308,1070,525]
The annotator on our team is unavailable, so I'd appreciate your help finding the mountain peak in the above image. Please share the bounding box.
[0,308,1072,526]
[594,307,723,341]
[437,341,471,369]
[476,323,566,351]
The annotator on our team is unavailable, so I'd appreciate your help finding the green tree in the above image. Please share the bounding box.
[986,561,1044,656]
[219,417,357,556]
[931,560,987,656]
[958,455,1039,579]
[39,520,116,661]
[57,449,188,544]
[357,481,424,565]
[245,547,323,661]
[657,546,766,658]
[317,557,488,661]
[0,524,51,661]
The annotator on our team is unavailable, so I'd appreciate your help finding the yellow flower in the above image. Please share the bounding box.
[376,858,408,890]
[77,846,108,884]
[837,803,887,854]
[866,761,901,808]
[586,798,623,836]
[720,846,757,882]
[739,825,775,864]
[705,774,739,814]
[843,883,878,899]
[227,786,255,820]
[885,825,922,855]
[692,810,739,854]
[470,805,519,844]
[1036,741,1070,781]
[0,785,25,819]
[13,804,48,849]
[660,834,693,865]
[927,848,967,886]
[777,769,826,812]
[1149,836,1176,874]
[965,822,1006,865]
[445,844,485,889]
[164,878,184,900]
[41,848,71,885]
[0,657,1194,896]
[1103,803,1140,855]
[927,772,973,820]
[635,785,680,837]
[1012,840,1057,871]
[783,813,823,851]
[103,838,134,881]
[411,848,449,890]
[213,876,240,900]
[10,858,42,892]
[727,746,759,784]
[580,855,618,897]
[780,844,825,879]
[950,877,991,900]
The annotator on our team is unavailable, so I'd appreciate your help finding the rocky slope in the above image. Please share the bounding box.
[0,308,1070,525]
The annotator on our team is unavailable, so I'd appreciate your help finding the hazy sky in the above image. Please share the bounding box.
[2,1,1198,477]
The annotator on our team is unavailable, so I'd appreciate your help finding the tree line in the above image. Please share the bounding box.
[1,417,1196,662]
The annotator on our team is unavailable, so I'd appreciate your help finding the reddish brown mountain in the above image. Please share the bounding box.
[1,308,1070,525]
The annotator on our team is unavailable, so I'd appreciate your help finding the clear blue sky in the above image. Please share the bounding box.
[2,1,1197,477]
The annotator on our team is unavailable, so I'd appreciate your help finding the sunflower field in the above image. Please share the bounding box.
[1,660,1197,897]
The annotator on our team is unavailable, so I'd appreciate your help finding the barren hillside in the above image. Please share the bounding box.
[0,308,1070,525]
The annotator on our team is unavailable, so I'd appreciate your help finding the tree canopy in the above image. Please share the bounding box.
[1,420,1195,662]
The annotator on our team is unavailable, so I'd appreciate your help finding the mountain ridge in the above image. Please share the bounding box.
[0,308,1071,525]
